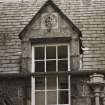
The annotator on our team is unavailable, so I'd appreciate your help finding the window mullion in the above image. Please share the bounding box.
[45,46,47,105]
[31,77,35,105]
[31,47,35,105]
[68,45,71,105]
[68,45,70,71]
[32,46,35,73]
[56,45,58,105]
[57,76,58,105]
[45,76,47,105]
[56,45,58,72]
[69,75,71,105]
[45,46,46,72]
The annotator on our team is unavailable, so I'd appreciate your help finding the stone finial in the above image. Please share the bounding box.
[88,73,105,105]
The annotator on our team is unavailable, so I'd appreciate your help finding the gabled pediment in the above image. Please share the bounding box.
[19,0,82,40]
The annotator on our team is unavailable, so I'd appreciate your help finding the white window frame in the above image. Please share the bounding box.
[31,44,71,105]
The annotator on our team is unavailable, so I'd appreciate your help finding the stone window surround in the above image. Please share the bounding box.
[21,36,81,73]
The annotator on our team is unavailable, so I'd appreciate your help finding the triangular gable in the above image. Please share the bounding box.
[19,0,82,40]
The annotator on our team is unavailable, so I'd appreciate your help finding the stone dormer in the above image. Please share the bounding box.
[19,0,82,72]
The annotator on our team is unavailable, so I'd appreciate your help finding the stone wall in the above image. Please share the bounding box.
[0,77,92,105]
[71,76,92,105]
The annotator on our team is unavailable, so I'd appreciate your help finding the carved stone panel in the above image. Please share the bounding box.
[41,13,58,30]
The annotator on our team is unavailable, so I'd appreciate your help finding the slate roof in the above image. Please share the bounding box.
[0,0,105,73]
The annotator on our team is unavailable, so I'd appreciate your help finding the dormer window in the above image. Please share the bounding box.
[31,44,71,105]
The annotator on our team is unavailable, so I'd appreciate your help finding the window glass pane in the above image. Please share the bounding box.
[58,90,69,104]
[58,60,68,71]
[58,46,68,59]
[35,77,45,90]
[58,76,68,89]
[47,91,57,105]
[35,92,45,105]
[35,61,44,72]
[47,76,56,90]
[46,61,56,72]
[35,47,44,60]
[46,46,56,59]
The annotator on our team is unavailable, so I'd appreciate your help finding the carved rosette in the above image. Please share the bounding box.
[41,13,58,31]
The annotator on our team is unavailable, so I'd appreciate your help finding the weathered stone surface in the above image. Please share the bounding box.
[71,77,92,105]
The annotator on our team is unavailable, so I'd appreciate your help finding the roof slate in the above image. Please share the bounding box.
[0,0,105,72]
